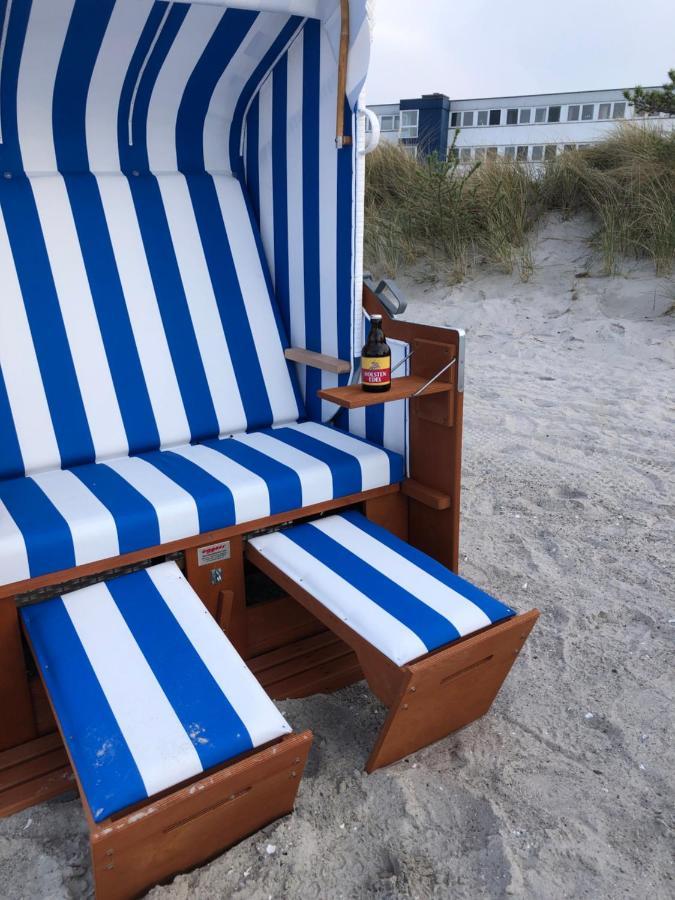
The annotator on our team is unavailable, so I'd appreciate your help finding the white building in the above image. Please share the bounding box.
[368,87,674,162]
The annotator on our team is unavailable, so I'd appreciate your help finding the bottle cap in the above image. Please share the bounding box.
[371,314,383,322]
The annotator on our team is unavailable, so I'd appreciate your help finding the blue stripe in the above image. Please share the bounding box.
[340,511,516,623]
[204,436,302,514]
[72,464,161,555]
[301,21,322,421]
[0,367,23,479]
[52,0,114,173]
[228,16,303,178]
[176,9,256,173]
[272,55,290,324]
[186,174,272,430]
[245,95,260,222]
[0,478,74,578]
[108,569,253,769]
[127,175,219,441]
[21,598,145,822]
[0,0,30,172]
[336,104,353,373]
[286,522,461,651]
[265,427,361,497]
[62,174,159,454]
[140,450,236,533]
[0,176,94,468]
[365,404,385,447]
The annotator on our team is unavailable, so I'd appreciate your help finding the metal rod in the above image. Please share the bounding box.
[412,358,456,397]
[390,349,415,377]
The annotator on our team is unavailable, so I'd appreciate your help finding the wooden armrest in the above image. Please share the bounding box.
[401,480,452,510]
[285,348,351,374]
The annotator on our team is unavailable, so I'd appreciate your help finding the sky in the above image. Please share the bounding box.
[366,0,675,104]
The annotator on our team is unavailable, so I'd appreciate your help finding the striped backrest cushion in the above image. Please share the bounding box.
[0,0,319,479]
[0,171,302,479]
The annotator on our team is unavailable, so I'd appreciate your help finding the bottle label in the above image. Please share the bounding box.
[362,357,391,386]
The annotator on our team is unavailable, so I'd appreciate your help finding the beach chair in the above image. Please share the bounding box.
[0,0,537,891]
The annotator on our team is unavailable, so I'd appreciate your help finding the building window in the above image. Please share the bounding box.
[460,148,472,161]
[463,111,474,127]
[519,109,531,124]
[489,109,501,125]
[380,115,399,132]
[567,105,580,121]
[506,109,518,125]
[451,112,461,127]
[474,148,486,160]
[486,146,499,159]
[613,102,626,119]
[548,106,561,123]
[563,144,577,152]
[400,109,419,139]
[449,147,459,160]
[545,144,557,160]
[531,146,544,162]
[516,146,529,161]
[598,103,611,120]
[477,110,488,126]
[504,146,516,159]
[535,107,547,123]
[582,104,594,120]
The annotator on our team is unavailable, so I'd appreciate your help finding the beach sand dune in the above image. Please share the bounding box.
[1,214,673,899]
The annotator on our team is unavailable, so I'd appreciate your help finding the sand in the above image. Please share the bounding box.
[1,213,673,899]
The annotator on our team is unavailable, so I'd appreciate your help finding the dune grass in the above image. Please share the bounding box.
[365,125,675,279]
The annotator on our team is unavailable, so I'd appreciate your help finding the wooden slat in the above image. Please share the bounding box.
[0,733,72,818]
[285,347,351,374]
[0,596,37,751]
[401,479,452,510]
[318,375,450,409]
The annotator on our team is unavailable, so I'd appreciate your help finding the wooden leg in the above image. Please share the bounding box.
[363,490,409,541]
[185,536,247,655]
[366,610,539,772]
[0,597,37,752]
[91,731,312,900]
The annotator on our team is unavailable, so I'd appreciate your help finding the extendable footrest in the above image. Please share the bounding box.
[21,562,312,900]
[247,511,539,772]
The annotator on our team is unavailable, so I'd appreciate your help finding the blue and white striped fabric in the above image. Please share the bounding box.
[1,422,403,587]
[250,512,516,666]
[21,561,291,822]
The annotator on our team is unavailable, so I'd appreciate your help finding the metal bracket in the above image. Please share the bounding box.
[363,274,409,318]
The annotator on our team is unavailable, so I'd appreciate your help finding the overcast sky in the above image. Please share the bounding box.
[367,0,675,103]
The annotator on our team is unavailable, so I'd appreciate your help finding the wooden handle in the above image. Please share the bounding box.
[336,0,352,148]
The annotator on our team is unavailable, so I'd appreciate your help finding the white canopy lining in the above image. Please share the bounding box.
[172,1,324,20]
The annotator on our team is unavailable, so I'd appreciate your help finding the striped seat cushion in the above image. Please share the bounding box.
[0,423,404,588]
[21,561,291,823]
[249,511,516,666]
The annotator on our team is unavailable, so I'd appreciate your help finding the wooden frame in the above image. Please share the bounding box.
[0,285,465,820]
[247,541,539,772]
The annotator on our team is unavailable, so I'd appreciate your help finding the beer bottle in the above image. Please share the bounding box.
[361,314,391,393]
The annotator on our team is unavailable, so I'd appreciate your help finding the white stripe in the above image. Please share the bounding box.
[0,499,30,585]
[251,531,428,666]
[203,13,290,174]
[86,1,154,172]
[171,444,270,523]
[316,517,493,636]
[15,0,73,173]
[63,581,202,797]
[257,74,275,282]
[233,430,332,507]
[95,174,190,448]
[146,4,223,172]
[284,421,392,491]
[213,176,299,425]
[346,407,366,440]
[0,209,60,474]
[155,173,247,436]
[128,2,174,146]
[31,470,119,566]
[29,175,128,461]
[103,456,199,545]
[147,563,290,746]
[0,0,13,143]
[285,31,305,391]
